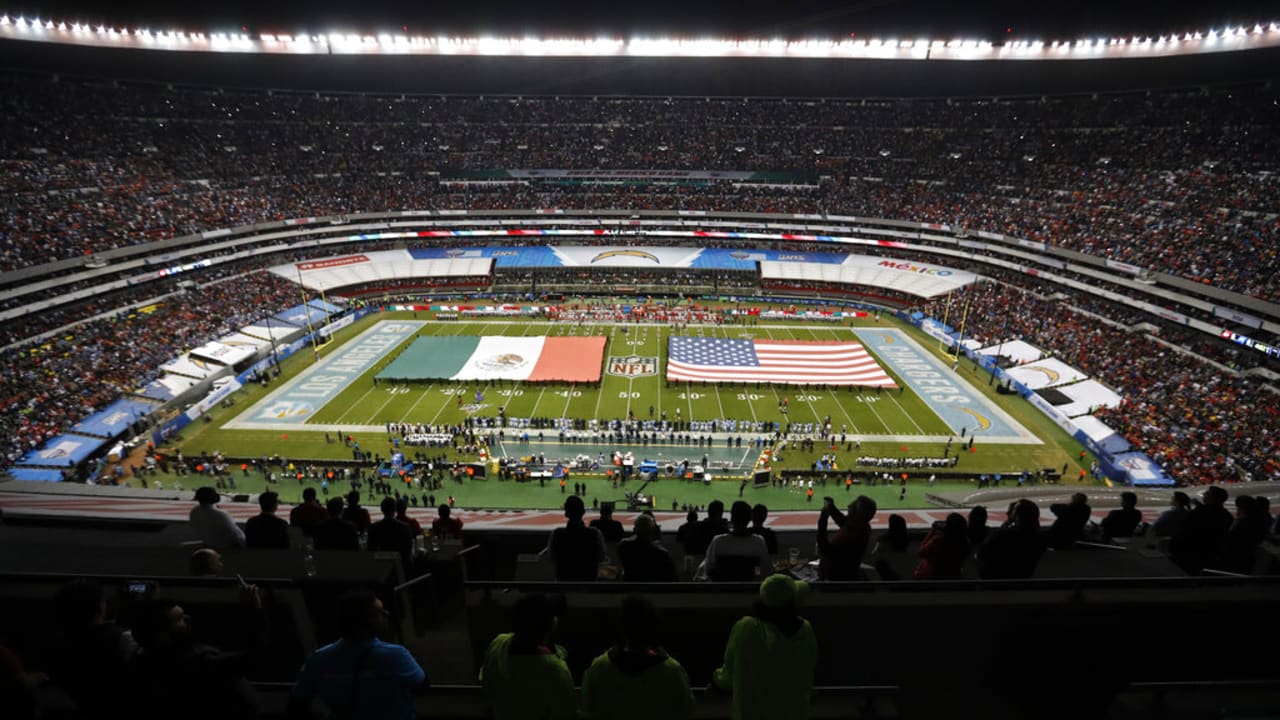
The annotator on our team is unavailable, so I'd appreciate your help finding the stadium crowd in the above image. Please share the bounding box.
[918,283,1280,484]
[2,76,1277,300]
[0,271,301,469]
[2,75,1278,483]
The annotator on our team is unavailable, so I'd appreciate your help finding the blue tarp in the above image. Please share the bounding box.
[274,304,329,328]
[8,468,66,482]
[138,380,178,401]
[71,397,156,438]
[19,434,108,467]
[307,298,344,314]
[407,246,853,269]
[1112,451,1177,487]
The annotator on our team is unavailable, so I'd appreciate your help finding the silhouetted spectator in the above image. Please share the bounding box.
[582,594,693,720]
[618,514,678,582]
[1170,486,1234,574]
[1100,492,1142,540]
[189,486,244,550]
[675,510,699,552]
[128,584,263,720]
[1152,491,1192,538]
[289,487,328,537]
[977,499,1047,579]
[1213,495,1268,575]
[685,500,728,557]
[967,505,990,548]
[342,491,373,533]
[431,505,464,541]
[290,589,426,720]
[915,513,970,580]
[870,513,912,580]
[589,502,625,543]
[700,501,769,581]
[395,498,423,538]
[313,497,360,551]
[546,496,607,581]
[712,575,816,720]
[368,497,415,570]
[246,491,290,548]
[46,579,137,717]
[817,495,877,580]
[480,593,574,720]
[749,504,778,555]
[189,548,224,577]
[1048,493,1091,549]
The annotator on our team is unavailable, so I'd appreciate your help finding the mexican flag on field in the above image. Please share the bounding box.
[379,336,606,382]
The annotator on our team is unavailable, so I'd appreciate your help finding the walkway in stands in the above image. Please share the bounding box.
[0,480,1246,531]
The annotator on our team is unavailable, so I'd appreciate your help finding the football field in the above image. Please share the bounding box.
[173,310,1099,511]
[226,317,1027,443]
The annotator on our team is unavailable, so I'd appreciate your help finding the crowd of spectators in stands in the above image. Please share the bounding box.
[0,271,300,469]
[3,75,1278,481]
[3,76,1277,300]
[918,283,1280,485]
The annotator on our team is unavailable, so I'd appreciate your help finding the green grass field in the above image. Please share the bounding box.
[309,318,951,436]
[160,308,1099,511]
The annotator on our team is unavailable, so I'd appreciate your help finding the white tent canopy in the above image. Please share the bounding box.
[760,254,978,299]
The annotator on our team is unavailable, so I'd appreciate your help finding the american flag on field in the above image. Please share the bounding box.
[666,337,897,387]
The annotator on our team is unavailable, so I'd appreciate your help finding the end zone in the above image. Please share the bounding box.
[854,328,1040,445]
[224,320,426,430]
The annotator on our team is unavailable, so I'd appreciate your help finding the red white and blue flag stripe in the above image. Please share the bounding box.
[666,337,896,387]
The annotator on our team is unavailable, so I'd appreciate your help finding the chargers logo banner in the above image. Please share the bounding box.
[608,356,658,378]
[591,250,660,264]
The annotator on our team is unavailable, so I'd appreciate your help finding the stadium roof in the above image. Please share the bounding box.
[2,2,1278,95]
[5,0,1274,39]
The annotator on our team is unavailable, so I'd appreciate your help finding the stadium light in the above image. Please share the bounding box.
[5,12,1280,59]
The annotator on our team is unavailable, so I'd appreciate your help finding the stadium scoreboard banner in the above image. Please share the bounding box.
[1220,329,1280,358]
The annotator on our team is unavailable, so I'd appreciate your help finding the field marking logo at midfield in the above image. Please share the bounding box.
[607,356,658,378]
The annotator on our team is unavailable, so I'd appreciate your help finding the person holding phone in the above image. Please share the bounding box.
[128,582,264,720]
[816,495,877,581]
[914,513,970,580]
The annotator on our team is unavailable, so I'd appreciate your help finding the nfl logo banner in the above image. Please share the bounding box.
[608,356,658,378]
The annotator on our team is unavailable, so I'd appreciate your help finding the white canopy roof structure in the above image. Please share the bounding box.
[760,255,977,298]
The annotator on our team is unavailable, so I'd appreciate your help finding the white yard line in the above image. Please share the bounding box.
[502,321,542,412]
[799,327,862,434]
[333,383,380,424]
[528,385,549,418]
[761,325,824,425]
[711,324,730,422]
[559,385,575,420]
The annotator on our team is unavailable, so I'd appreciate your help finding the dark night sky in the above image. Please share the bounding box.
[6,1,1278,39]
